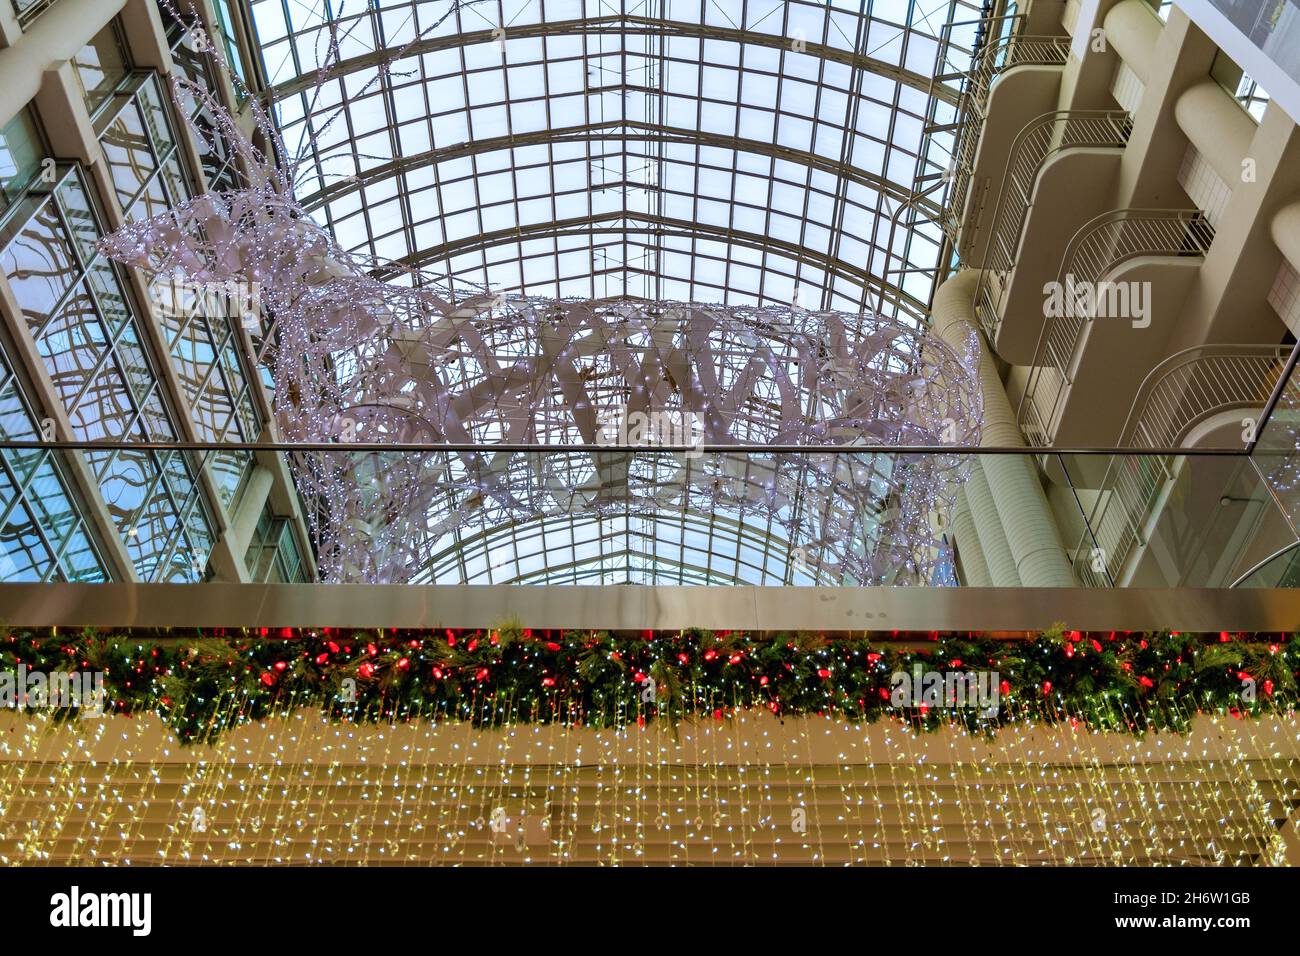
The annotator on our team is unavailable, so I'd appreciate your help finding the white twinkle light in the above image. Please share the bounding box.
[100,3,982,584]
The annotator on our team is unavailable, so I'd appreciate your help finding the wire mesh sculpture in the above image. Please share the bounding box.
[100,2,982,585]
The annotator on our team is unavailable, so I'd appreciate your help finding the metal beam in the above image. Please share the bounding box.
[266,16,957,105]
[1,583,1297,633]
[298,119,939,214]
[377,212,935,316]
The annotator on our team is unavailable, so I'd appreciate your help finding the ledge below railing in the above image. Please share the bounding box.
[1,583,1298,634]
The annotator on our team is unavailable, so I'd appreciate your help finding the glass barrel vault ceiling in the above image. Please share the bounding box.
[234,0,987,585]
[245,0,983,322]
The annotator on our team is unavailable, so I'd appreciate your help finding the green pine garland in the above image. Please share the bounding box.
[0,625,1296,744]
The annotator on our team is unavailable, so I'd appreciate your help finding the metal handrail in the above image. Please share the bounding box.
[941,33,1073,244]
[1121,344,1287,448]
[1071,344,1289,587]
[971,109,1134,341]
[921,12,1072,242]
[1231,538,1300,587]
[1018,209,1215,443]
[966,36,1075,118]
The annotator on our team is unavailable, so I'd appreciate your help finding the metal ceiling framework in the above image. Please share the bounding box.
[218,0,989,585]
[246,0,981,315]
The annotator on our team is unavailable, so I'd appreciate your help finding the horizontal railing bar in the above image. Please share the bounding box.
[0,441,1254,456]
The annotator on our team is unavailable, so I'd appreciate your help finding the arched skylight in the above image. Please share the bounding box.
[244,0,982,322]
[229,0,986,585]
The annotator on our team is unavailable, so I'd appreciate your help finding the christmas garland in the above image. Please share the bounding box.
[1,625,1296,744]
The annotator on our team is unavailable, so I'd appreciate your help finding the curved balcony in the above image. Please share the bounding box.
[1122,344,1288,448]
[972,110,1134,343]
[938,30,1072,247]
[1018,210,1216,445]
[1071,344,1289,587]
[965,35,1075,120]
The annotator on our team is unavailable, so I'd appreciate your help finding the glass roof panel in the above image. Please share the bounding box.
[244,0,980,323]
[230,0,984,584]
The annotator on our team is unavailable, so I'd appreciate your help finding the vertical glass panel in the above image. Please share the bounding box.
[101,100,158,210]
[55,175,100,265]
[0,347,109,583]
[210,449,251,509]
[0,494,47,582]
[214,0,250,87]
[73,23,130,117]
[0,166,211,581]
[137,75,177,155]
[0,109,44,217]
[0,198,79,331]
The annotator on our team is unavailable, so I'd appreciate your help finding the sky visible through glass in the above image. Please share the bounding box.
[239,0,982,584]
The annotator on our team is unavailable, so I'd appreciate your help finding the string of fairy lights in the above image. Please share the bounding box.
[98,3,982,587]
[14,0,1298,867]
[0,693,1295,866]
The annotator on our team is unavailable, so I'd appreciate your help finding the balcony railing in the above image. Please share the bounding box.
[972,110,1134,341]
[1018,210,1216,444]
[942,34,1073,245]
[1071,344,1289,587]
[11,0,55,26]
[1123,344,1287,448]
[921,11,1072,249]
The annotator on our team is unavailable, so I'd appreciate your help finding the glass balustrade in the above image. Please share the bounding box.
[0,442,1291,588]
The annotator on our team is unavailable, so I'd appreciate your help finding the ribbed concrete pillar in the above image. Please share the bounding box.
[965,467,1020,585]
[950,487,992,586]
[930,271,1075,587]
[983,455,1074,586]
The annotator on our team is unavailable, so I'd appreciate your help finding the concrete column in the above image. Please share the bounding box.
[1173,81,1256,183]
[0,0,130,126]
[1104,0,1162,84]
[950,487,992,587]
[0,2,21,50]
[931,270,1076,587]
[965,467,1021,585]
[1271,200,1300,274]
[229,464,274,567]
